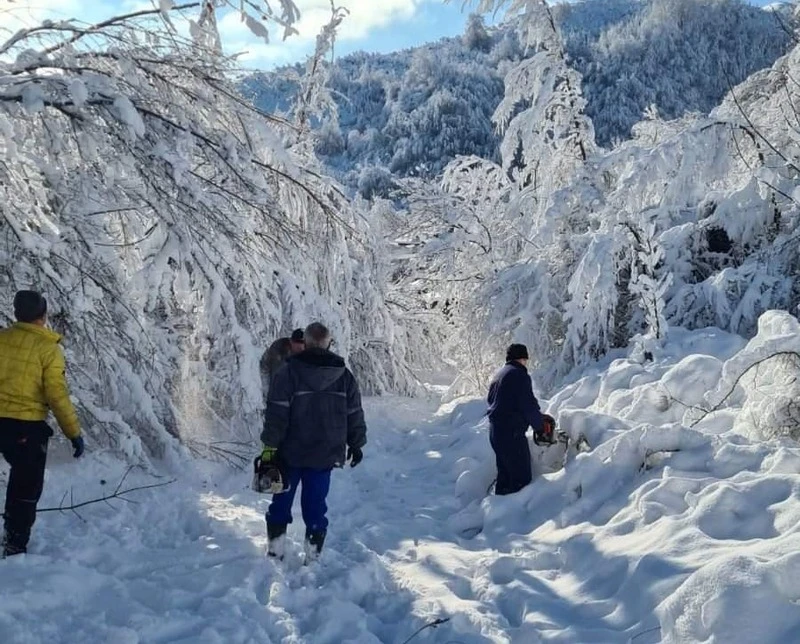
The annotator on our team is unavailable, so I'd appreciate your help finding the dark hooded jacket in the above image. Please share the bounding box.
[260,337,291,399]
[487,361,543,441]
[261,348,367,469]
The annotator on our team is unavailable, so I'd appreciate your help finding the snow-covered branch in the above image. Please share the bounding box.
[0,4,418,461]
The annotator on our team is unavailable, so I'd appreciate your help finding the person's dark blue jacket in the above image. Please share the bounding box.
[487,361,543,439]
[261,348,367,470]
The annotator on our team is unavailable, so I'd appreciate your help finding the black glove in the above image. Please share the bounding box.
[347,445,363,468]
[71,435,85,458]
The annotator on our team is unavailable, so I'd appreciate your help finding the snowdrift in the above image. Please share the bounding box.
[448,310,800,642]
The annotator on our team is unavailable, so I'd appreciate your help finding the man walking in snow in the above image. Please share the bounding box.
[260,328,305,400]
[260,322,366,561]
[487,343,552,495]
[0,291,85,556]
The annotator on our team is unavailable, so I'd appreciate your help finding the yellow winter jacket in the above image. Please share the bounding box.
[0,322,81,439]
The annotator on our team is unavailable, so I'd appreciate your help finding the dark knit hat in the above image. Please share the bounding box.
[290,328,304,343]
[506,343,529,362]
[13,290,47,323]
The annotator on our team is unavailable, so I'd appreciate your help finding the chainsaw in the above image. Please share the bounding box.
[533,413,560,446]
[531,414,588,475]
[251,453,290,494]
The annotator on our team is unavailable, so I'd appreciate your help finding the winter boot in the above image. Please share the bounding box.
[1,529,27,558]
[266,522,287,560]
[303,530,326,564]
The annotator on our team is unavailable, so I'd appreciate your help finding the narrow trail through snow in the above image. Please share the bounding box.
[10,388,770,644]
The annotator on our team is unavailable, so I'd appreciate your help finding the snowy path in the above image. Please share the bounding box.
[0,396,514,644]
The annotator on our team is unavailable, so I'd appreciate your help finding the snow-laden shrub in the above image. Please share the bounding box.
[356,166,396,200]
[704,312,800,442]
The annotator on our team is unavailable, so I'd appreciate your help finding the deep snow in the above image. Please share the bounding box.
[2,312,800,643]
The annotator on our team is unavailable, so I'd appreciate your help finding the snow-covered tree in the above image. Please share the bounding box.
[0,3,418,463]
[395,0,601,389]
[243,0,790,191]
[463,13,493,52]
[625,222,672,341]
[386,0,800,395]
[474,0,596,190]
[288,2,348,152]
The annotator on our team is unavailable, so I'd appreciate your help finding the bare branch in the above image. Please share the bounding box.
[44,3,201,56]
[723,68,800,175]
[688,351,800,427]
[37,469,177,514]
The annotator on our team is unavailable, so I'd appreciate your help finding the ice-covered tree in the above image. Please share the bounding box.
[624,222,673,341]
[410,0,800,394]
[0,3,418,463]
[463,13,493,52]
[401,0,599,389]
[483,0,595,191]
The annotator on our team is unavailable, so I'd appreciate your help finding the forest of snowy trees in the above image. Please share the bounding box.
[384,0,800,402]
[244,0,794,194]
[6,5,800,640]
[2,0,800,459]
[0,2,425,462]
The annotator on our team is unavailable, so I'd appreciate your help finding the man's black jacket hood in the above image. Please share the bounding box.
[287,348,346,391]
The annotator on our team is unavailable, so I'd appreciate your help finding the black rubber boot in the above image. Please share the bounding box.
[304,530,326,564]
[266,522,287,559]
[1,530,27,558]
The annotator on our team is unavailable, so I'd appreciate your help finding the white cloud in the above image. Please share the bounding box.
[1,0,434,67]
[218,0,432,67]
[0,0,96,32]
[257,0,425,42]
[327,0,422,40]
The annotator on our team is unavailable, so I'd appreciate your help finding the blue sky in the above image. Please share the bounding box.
[0,0,785,69]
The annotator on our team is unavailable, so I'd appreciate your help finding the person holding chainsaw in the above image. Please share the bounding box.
[487,343,555,495]
[256,322,367,561]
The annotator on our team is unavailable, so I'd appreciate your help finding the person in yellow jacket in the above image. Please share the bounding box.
[0,290,84,557]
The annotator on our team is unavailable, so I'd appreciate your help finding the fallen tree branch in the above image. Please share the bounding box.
[207,443,251,470]
[37,466,176,517]
[689,351,800,427]
[401,618,451,644]
[630,625,662,642]
[187,440,253,470]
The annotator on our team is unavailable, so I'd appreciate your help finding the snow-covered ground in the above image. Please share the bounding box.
[3,312,800,643]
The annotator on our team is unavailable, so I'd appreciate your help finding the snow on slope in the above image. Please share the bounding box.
[2,311,800,643]
[451,311,800,643]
